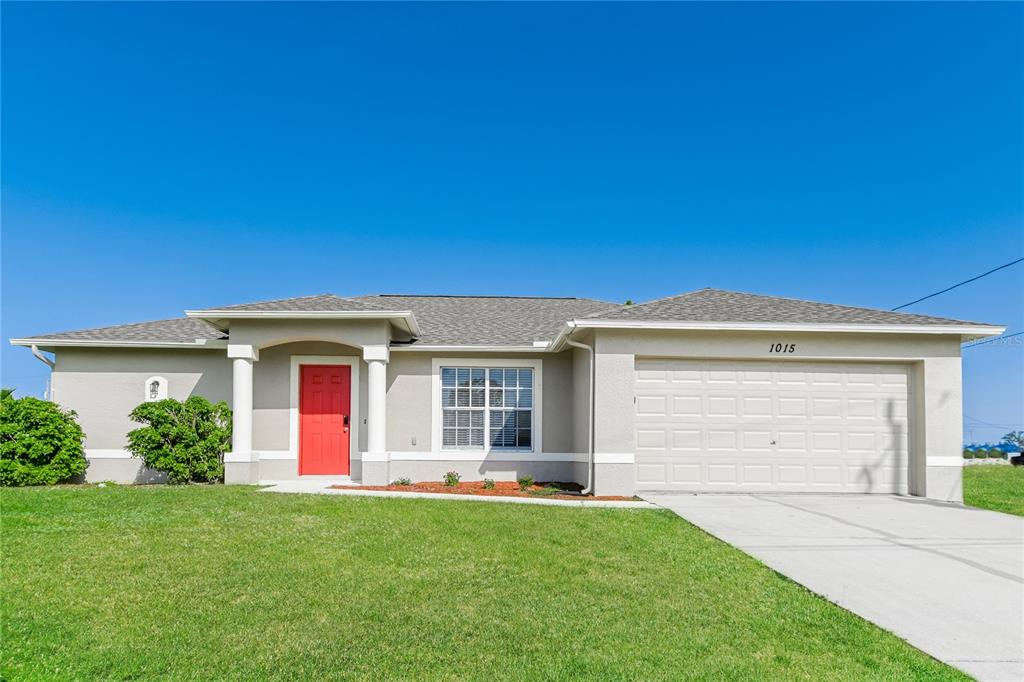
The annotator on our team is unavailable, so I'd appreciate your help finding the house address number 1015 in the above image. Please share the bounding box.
[769,343,796,354]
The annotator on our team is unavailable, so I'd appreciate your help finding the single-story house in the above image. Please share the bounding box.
[10,289,1004,500]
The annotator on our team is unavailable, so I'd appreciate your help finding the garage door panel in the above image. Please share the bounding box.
[742,464,772,483]
[634,359,909,493]
[636,463,667,484]
[672,429,701,449]
[671,396,701,417]
[636,395,667,416]
[671,464,701,483]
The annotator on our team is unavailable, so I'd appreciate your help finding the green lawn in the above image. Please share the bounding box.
[963,464,1024,516]
[2,486,961,681]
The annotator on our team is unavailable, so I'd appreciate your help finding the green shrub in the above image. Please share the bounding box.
[443,470,461,486]
[989,448,1005,459]
[518,475,535,491]
[391,477,412,486]
[126,397,231,484]
[483,478,495,490]
[963,450,974,459]
[0,392,87,486]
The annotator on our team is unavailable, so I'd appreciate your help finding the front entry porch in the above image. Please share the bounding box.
[223,339,389,485]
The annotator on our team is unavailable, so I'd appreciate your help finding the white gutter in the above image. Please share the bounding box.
[563,325,595,496]
[30,344,55,369]
[550,320,1004,349]
[10,338,229,350]
[390,344,552,353]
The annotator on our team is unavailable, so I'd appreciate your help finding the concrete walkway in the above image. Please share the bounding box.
[642,494,1024,682]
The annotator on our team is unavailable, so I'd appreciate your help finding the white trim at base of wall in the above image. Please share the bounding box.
[593,452,635,464]
[100,449,630,465]
[379,451,584,462]
[229,451,588,463]
[926,457,965,467]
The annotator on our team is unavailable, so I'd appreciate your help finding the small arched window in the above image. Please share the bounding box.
[145,376,168,402]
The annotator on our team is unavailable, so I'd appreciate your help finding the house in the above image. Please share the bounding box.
[10,289,1004,500]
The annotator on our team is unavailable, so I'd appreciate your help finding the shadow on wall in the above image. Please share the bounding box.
[69,459,168,485]
[852,398,904,492]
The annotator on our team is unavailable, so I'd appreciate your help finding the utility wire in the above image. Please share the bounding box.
[891,257,1024,311]
[963,330,1024,348]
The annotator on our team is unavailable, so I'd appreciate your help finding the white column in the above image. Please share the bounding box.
[364,345,389,455]
[228,344,259,457]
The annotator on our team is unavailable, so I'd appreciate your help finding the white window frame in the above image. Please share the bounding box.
[431,358,542,454]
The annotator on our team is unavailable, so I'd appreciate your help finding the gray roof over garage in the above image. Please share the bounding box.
[579,288,987,327]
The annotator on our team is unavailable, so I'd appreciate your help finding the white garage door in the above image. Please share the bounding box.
[634,359,909,493]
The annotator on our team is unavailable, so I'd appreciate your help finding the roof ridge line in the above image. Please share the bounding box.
[367,293,591,300]
[624,287,712,308]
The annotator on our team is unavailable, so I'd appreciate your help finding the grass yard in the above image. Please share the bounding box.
[2,486,962,681]
[963,464,1024,516]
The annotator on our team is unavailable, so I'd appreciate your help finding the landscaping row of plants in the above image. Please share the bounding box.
[963,448,1012,459]
[0,389,231,486]
[387,471,571,496]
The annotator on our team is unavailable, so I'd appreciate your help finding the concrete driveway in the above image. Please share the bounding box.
[642,494,1024,681]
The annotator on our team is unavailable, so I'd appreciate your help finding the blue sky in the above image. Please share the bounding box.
[2,2,1021,442]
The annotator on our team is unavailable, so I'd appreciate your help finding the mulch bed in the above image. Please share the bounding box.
[330,480,634,501]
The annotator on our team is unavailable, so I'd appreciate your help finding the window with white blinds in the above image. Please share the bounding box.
[441,367,534,450]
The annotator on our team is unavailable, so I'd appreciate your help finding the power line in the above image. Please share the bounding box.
[963,330,1024,348]
[965,415,1019,429]
[891,257,1024,311]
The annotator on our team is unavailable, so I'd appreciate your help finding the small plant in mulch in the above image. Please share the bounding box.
[483,479,495,490]
[443,471,461,487]
[391,477,412,486]
[517,475,534,491]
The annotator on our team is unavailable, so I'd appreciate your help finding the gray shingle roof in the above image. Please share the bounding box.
[16,289,991,347]
[18,318,226,343]
[582,288,988,326]
[193,294,394,313]
[351,295,620,345]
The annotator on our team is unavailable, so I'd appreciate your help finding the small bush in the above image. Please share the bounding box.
[126,396,231,484]
[443,470,461,486]
[518,475,535,491]
[989,448,1006,459]
[392,477,412,486]
[483,478,495,489]
[963,450,974,459]
[0,392,87,486]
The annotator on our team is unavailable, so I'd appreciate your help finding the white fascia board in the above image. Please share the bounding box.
[9,338,229,350]
[391,344,552,353]
[568,319,1006,338]
[184,310,422,337]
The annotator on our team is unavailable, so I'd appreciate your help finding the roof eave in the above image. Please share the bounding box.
[9,338,230,350]
[391,343,552,353]
[554,319,1006,346]
[183,309,422,338]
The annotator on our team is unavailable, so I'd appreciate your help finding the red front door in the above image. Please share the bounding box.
[299,364,351,475]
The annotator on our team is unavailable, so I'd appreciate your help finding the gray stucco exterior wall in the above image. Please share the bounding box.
[51,347,232,483]
[41,322,968,500]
